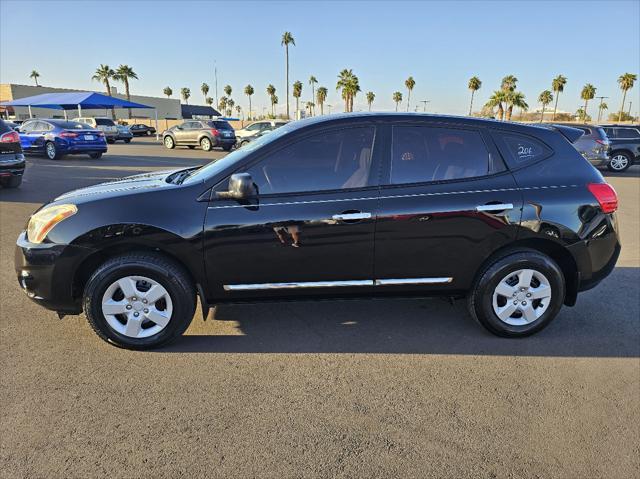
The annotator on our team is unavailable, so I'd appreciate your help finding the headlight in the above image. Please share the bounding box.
[27,204,78,244]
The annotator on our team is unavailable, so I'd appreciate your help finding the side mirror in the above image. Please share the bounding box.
[216,173,257,200]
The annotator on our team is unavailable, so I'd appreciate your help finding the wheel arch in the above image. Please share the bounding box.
[609,148,634,159]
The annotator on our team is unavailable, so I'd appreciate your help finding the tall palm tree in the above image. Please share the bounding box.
[244,84,255,120]
[485,90,507,120]
[266,84,276,115]
[305,101,314,116]
[467,76,482,115]
[226,98,235,117]
[538,90,553,123]
[181,87,191,105]
[336,69,360,112]
[224,84,232,98]
[551,74,567,120]
[366,91,375,111]
[617,73,637,122]
[405,76,415,112]
[201,83,210,103]
[218,96,227,115]
[501,75,518,92]
[114,65,138,118]
[163,87,173,99]
[308,76,318,115]
[393,91,403,111]
[598,101,608,122]
[506,91,528,121]
[281,32,295,119]
[29,70,40,86]
[292,80,303,115]
[270,94,279,117]
[235,105,242,119]
[580,84,596,122]
[316,86,328,115]
[92,64,116,119]
[205,97,213,106]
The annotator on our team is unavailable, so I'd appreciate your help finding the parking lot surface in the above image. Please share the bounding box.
[1,138,639,478]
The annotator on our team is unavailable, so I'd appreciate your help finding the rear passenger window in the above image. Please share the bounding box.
[389,126,490,184]
[492,132,551,166]
[616,128,640,139]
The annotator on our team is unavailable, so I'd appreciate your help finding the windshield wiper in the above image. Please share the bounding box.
[166,167,199,185]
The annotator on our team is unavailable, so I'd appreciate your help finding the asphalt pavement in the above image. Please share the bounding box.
[1,138,638,478]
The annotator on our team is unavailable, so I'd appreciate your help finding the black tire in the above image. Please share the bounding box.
[89,152,103,159]
[83,253,196,350]
[45,141,61,160]
[106,139,115,144]
[124,139,131,144]
[468,249,565,337]
[222,145,233,152]
[200,137,213,152]
[607,151,632,172]
[163,135,175,149]
[1,175,22,188]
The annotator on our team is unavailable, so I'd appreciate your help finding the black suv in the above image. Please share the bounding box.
[600,125,640,172]
[15,114,620,349]
[0,118,26,188]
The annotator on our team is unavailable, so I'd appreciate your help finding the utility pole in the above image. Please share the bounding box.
[628,101,633,117]
[214,61,219,109]
[596,96,608,122]
[420,100,430,112]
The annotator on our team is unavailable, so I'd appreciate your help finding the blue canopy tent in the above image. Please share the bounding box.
[1,91,158,138]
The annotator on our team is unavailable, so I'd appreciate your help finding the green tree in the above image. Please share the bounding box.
[506,91,528,121]
[266,84,276,115]
[281,31,295,119]
[316,86,328,115]
[405,76,415,112]
[163,87,173,99]
[114,65,138,118]
[336,69,360,112]
[551,74,567,120]
[205,97,213,106]
[244,84,255,120]
[467,76,482,115]
[92,64,116,119]
[366,91,375,111]
[201,83,210,103]
[538,90,553,123]
[226,98,235,117]
[393,91,403,111]
[501,75,518,92]
[293,80,303,115]
[598,101,608,122]
[235,104,242,119]
[580,84,596,122]
[181,87,191,105]
[270,94,279,117]
[224,84,232,98]
[617,73,637,122]
[485,90,507,120]
[308,76,318,115]
[29,70,40,86]
[218,96,227,115]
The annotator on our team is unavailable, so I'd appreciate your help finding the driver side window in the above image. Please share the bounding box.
[244,126,375,195]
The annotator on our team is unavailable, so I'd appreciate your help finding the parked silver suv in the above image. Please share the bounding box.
[163,120,236,151]
[554,123,610,167]
[72,117,119,144]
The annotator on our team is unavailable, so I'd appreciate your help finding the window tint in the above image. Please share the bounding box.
[0,120,11,134]
[244,126,375,194]
[493,132,551,165]
[616,128,640,138]
[208,120,232,130]
[95,118,115,126]
[390,126,490,184]
[246,123,262,131]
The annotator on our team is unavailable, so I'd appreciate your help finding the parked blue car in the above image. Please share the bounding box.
[18,119,108,160]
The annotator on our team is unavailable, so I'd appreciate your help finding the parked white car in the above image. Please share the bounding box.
[234,119,289,138]
[72,117,118,143]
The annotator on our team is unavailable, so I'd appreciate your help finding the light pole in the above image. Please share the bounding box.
[420,100,430,112]
[596,96,608,122]
[327,104,332,115]
[628,101,633,117]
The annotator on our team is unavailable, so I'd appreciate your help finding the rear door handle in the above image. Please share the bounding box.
[332,212,372,221]
[475,203,514,212]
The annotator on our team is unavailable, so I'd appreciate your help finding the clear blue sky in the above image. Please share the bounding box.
[1,0,639,117]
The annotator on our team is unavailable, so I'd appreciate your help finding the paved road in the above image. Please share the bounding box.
[1,139,639,478]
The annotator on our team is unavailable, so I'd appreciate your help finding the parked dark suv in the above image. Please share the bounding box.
[163,120,236,151]
[0,118,26,188]
[600,124,640,172]
[15,114,620,349]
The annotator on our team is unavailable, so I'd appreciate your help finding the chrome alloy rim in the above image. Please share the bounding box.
[101,275,173,338]
[46,143,56,159]
[610,155,628,170]
[201,138,211,150]
[492,269,552,326]
[164,136,173,147]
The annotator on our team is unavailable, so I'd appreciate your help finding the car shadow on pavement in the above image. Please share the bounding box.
[161,267,639,357]
[602,166,640,179]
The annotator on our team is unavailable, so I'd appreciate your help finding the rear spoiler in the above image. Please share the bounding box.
[548,124,584,144]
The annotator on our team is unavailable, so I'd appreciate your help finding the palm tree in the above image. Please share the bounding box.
[580,84,596,122]
[29,70,40,86]
[266,84,276,115]
[393,91,403,111]
[218,96,227,115]
[316,86,328,115]
[467,76,482,115]
[227,98,235,117]
[617,73,637,122]
[506,91,528,121]
[405,76,415,112]
[163,87,173,99]
[292,80,303,116]
[270,94,279,117]
[538,90,553,123]
[598,101,608,122]
[201,83,210,103]
[281,32,295,119]
[235,105,242,119]
[244,84,254,120]
[224,84,232,98]
[305,101,314,116]
[205,97,213,106]
[308,76,318,115]
[181,87,191,105]
[485,90,507,120]
[336,69,360,112]
[366,91,375,111]
[501,75,518,92]
[92,64,116,119]
[551,74,567,120]
[114,65,138,118]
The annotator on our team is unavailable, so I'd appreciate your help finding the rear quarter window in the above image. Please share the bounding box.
[210,121,232,130]
[491,131,552,168]
[0,120,10,134]
[95,118,115,126]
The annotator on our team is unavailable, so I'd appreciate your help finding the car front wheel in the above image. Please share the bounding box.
[608,152,632,172]
[468,250,565,337]
[83,253,196,350]
[89,152,103,159]
[163,136,175,149]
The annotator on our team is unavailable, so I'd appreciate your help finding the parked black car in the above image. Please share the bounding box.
[162,120,236,151]
[129,124,156,136]
[600,124,640,172]
[15,114,620,349]
[0,119,25,188]
[115,125,133,143]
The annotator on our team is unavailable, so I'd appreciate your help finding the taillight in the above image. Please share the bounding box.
[588,183,618,214]
[595,139,609,146]
[0,130,20,143]
[59,131,79,138]
[210,129,220,137]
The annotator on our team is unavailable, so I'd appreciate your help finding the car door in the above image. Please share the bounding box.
[374,122,522,293]
[23,121,47,152]
[203,123,382,299]
[18,121,36,150]
[173,122,192,144]
[187,121,203,143]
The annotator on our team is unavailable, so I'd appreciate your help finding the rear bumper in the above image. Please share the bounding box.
[214,137,236,146]
[0,154,26,177]
[62,144,108,154]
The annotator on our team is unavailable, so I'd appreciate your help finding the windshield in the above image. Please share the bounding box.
[183,122,298,185]
[53,121,94,130]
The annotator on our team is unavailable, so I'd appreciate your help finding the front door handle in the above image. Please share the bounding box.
[475,203,514,212]
[332,212,372,221]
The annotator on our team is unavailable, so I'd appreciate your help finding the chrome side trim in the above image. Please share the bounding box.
[475,203,514,212]
[224,280,373,291]
[374,277,453,286]
[332,212,372,221]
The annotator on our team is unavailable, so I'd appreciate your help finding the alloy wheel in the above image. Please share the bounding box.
[491,269,552,326]
[201,138,211,151]
[610,154,629,171]
[46,142,56,159]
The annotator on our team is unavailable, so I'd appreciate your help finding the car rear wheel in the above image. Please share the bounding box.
[45,141,61,160]
[163,136,175,149]
[1,175,22,188]
[468,250,565,337]
[608,152,631,172]
[83,253,196,350]
[188,145,196,149]
[124,139,131,144]
[200,137,212,151]
[89,152,103,159]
